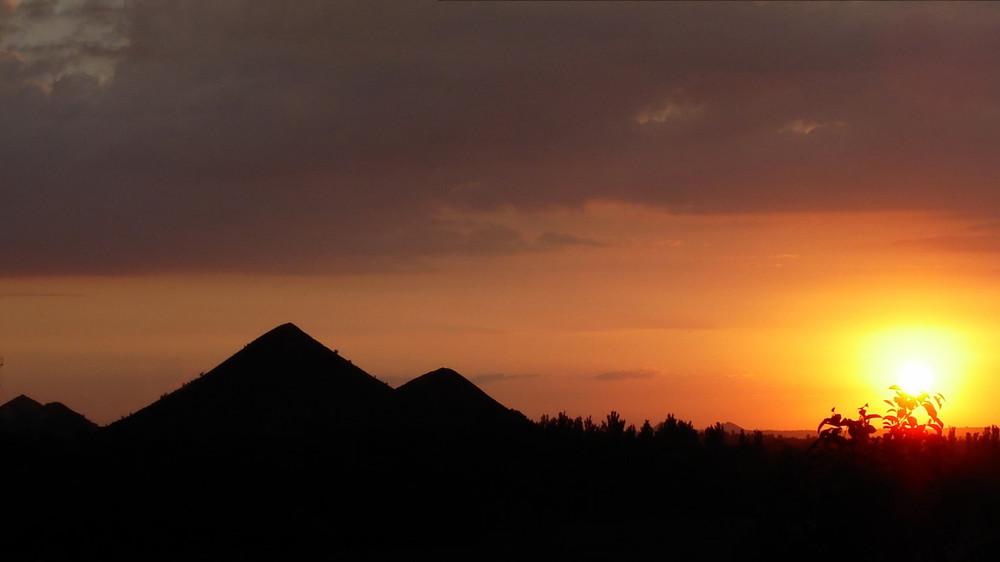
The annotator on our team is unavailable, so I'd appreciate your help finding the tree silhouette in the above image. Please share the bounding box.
[603,410,626,436]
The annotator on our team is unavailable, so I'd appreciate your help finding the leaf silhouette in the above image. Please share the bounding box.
[817,384,946,443]
[923,403,938,419]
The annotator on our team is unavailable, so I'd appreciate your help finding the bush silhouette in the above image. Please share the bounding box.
[817,386,946,444]
[882,385,945,439]
[817,403,880,444]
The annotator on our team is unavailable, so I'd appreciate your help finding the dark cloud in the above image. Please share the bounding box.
[594,369,658,382]
[4,2,1000,275]
[0,292,82,298]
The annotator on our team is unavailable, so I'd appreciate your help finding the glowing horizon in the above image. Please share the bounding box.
[3,2,1000,432]
[2,210,998,429]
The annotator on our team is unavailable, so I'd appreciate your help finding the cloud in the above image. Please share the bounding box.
[896,222,1000,253]
[778,119,846,135]
[534,232,603,249]
[0,292,82,298]
[635,99,703,126]
[4,3,1000,275]
[471,373,541,385]
[594,369,658,382]
[897,235,1000,253]
[0,0,127,89]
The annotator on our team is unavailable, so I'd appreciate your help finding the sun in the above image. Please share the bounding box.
[858,325,967,400]
[897,359,934,395]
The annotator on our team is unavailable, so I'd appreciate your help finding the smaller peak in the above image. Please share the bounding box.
[43,402,98,427]
[414,368,477,387]
[43,401,76,413]
[721,421,745,433]
[398,368,477,392]
[1,394,43,410]
[426,367,462,379]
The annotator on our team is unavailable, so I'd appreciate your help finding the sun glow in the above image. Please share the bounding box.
[858,325,967,401]
[897,359,934,395]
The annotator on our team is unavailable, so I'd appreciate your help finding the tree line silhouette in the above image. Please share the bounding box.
[3,325,1000,560]
[5,400,1000,559]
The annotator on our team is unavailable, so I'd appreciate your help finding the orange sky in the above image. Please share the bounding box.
[3,204,996,428]
[4,3,1000,430]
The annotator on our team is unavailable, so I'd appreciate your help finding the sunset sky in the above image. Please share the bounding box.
[3,1,1000,428]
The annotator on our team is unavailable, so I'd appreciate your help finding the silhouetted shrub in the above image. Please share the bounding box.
[817,403,880,444]
[882,386,945,439]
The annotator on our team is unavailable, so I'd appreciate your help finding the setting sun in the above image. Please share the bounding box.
[897,360,934,395]
[857,325,969,409]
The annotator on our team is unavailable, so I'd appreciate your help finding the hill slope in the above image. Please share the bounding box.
[395,367,530,435]
[0,394,97,437]
[107,323,393,442]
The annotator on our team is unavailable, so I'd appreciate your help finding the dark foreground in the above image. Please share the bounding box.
[3,324,999,561]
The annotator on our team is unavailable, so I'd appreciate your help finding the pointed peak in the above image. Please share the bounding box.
[260,322,309,339]
[1,394,43,411]
[243,322,324,351]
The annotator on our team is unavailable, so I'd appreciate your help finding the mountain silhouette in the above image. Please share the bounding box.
[396,367,530,435]
[107,322,393,443]
[0,394,97,437]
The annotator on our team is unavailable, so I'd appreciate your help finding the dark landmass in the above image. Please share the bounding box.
[0,393,97,438]
[2,323,999,560]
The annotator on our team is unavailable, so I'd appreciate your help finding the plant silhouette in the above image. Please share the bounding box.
[882,385,945,439]
[817,403,881,444]
[817,386,946,443]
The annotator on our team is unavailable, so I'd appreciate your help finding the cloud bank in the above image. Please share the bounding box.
[4,1,1000,274]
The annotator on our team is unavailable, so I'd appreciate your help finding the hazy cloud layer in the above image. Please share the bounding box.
[896,221,1000,253]
[4,1,1000,274]
[471,373,541,385]
[594,369,658,382]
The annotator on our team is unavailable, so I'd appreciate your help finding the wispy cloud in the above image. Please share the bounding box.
[635,99,703,126]
[778,119,846,136]
[534,232,602,249]
[594,369,658,382]
[472,373,540,385]
[0,292,82,298]
[896,235,1000,254]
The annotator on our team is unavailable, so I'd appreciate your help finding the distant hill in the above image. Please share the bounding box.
[107,322,394,444]
[721,421,744,434]
[395,367,530,435]
[0,394,97,438]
